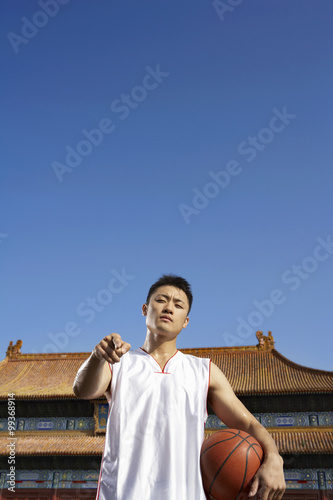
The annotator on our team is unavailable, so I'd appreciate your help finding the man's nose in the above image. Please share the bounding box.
[163,303,173,314]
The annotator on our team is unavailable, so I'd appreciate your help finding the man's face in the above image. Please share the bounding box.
[142,285,189,337]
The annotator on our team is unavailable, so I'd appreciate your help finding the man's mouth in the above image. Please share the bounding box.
[160,316,172,322]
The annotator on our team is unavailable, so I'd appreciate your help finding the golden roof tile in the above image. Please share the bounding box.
[182,347,333,395]
[271,428,333,454]
[1,429,332,456]
[0,355,89,399]
[0,435,105,455]
[204,428,333,454]
[1,333,332,399]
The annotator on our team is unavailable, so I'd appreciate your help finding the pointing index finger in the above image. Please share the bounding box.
[110,334,122,349]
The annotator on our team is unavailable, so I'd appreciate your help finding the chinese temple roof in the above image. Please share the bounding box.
[0,332,332,399]
[0,429,332,456]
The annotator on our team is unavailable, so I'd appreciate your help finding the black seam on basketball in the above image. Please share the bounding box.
[201,437,240,458]
[235,435,262,461]
[201,430,241,458]
[234,445,251,500]
[241,441,262,461]
[250,443,262,461]
[208,435,249,494]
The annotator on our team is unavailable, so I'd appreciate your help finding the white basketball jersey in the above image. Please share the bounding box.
[96,348,211,500]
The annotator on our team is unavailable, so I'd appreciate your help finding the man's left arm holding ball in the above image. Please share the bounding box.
[208,362,286,500]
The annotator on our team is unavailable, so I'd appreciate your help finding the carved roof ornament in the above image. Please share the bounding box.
[6,339,23,359]
[256,331,275,350]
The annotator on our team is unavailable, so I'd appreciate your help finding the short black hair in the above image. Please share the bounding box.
[146,274,193,313]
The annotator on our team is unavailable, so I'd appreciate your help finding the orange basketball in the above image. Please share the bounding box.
[200,429,263,500]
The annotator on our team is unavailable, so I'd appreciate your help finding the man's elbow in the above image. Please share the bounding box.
[73,382,88,399]
[73,382,81,398]
[73,382,105,400]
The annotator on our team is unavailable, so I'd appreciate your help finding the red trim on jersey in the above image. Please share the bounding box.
[139,347,178,373]
[206,359,212,422]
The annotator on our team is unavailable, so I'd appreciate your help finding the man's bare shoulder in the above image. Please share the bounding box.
[209,361,231,390]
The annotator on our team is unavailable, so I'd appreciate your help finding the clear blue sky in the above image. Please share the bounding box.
[1,0,332,370]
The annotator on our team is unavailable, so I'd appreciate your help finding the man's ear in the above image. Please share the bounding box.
[182,316,189,329]
[142,303,148,316]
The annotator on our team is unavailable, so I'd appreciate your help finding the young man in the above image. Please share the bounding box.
[73,275,285,500]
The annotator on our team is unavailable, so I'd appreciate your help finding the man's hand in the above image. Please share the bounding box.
[93,333,131,364]
[248,453,286,499]
[208,363,285,500]
[73,334,131,400]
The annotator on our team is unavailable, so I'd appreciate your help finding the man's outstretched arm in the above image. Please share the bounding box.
[208,362,286,500]
[73,333,131,400]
